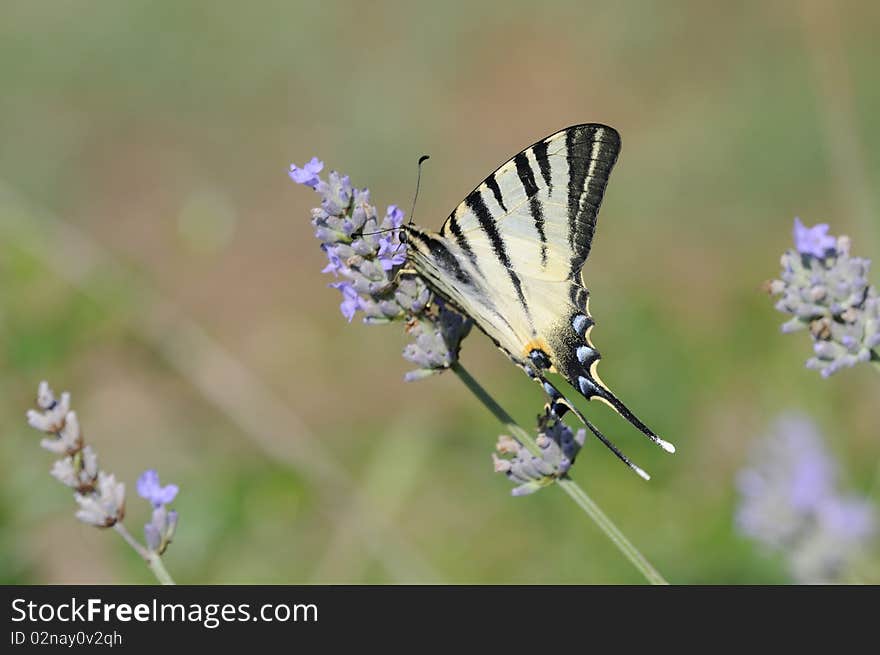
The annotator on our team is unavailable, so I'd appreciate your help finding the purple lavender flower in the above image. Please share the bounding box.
[321,246,344,276]
[136,470,179,508]
[289,157,469,378]
[793,217,837,258]
[329,280,363,322]
[288,157,323,189]
[768,218,880,377]
[736,413,875,583]
[493,413,587,496]
[385,204,405,229]
[377,236,406,271]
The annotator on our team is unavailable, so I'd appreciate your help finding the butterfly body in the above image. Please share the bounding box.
[404,123,673,475]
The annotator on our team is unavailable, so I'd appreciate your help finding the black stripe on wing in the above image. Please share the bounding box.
[531,139,553,191]
[565,125,620,276]
[464,190,531,319]
[513,153,547,267]
[407,229,471,285]
[485,174,508,212]
[445,214,479,268]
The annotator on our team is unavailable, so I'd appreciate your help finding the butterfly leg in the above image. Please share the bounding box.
[520,363,585,422]
[523,365,650,481]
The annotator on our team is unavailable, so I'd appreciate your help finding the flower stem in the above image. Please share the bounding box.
[450,362,669,585]
[114,523,176,585]
[554,479,668,585]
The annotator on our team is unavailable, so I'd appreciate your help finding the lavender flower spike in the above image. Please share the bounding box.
[25,381,178,582]
[736,413,875,583]
[289,158,470,379]
[493,412,587,496]
[768,218,880,377]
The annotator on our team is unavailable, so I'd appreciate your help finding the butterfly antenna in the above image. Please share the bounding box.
[408,154,430,227]
[359,155,432,239]
[388,154,430,258]
[360,227,399,237]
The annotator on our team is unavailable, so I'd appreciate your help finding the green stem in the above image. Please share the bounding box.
[555,479,668,585]
[114,522,176,585]
[451,362,669,585]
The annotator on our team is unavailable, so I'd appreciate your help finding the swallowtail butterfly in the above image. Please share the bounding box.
[403,124,674,479]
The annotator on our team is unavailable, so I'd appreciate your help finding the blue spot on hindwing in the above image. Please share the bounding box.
[578,375,599,398]
[572,314,591,336]
[576,345,598,365]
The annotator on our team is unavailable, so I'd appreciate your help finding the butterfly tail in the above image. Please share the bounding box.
[570,364,675,454]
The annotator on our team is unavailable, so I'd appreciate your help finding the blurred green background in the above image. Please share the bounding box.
[1,0,878,584]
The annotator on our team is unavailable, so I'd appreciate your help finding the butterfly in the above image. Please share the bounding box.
[401,124,674,479]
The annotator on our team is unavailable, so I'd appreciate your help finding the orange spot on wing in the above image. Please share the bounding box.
[522,338,556,372]
[522,338,550,357]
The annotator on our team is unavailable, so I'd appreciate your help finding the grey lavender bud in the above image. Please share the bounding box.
[50,445,99,492]
[40,411,83,455]
[144,505,178,554]
[74,472,126,527]
[26,381,71,435]
[403,301,472,381]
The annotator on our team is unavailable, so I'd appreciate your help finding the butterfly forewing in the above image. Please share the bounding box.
[440,124,620,283]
